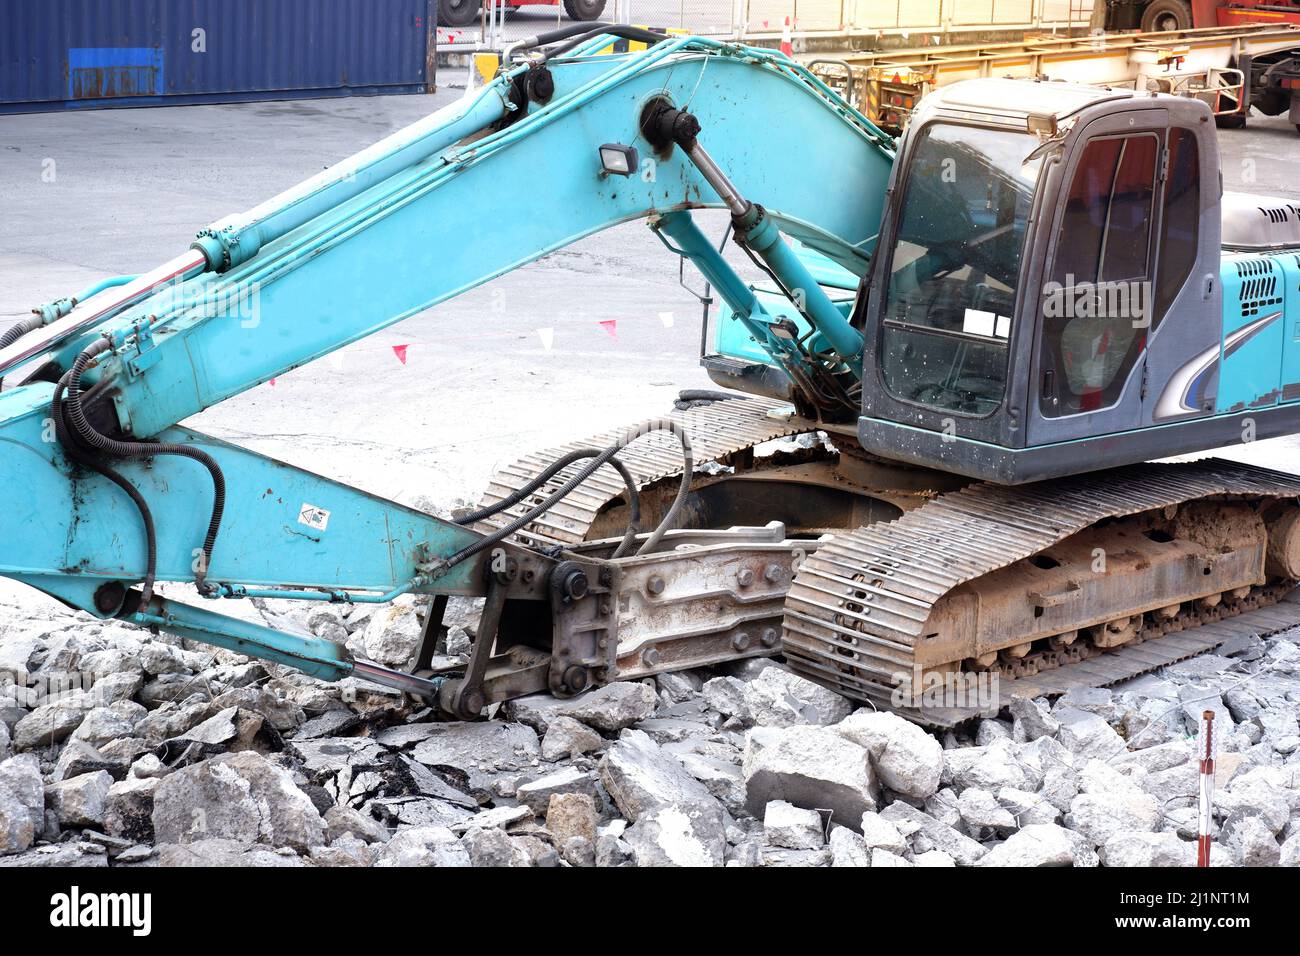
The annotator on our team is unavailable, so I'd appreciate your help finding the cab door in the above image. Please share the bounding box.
[1028,108,1167,445]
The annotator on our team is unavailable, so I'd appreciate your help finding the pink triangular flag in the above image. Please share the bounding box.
[269,378,277,387]
[392,344,409,365]
[599,320,617,339]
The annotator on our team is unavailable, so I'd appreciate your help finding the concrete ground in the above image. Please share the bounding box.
[0,88,734,510]
[1,91,1299,515]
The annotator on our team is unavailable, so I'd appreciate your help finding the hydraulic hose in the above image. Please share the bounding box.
[456,447,643,559]
[438,420,693,573]
[535,25,668,64]
[0,318,39,351]
[57,339,226,594]
[49,377,158,603]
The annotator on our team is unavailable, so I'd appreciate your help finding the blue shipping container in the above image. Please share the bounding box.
[1,0,438,113]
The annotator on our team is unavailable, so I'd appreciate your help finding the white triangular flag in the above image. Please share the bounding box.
[537,327,554,351]
[659,311,674,328]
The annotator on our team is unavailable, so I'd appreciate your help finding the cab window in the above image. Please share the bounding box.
[1040,133,1159,417]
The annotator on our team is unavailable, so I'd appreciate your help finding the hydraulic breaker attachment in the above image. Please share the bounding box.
[413,523,814,718]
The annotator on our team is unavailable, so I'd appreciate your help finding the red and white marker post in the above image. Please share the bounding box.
[779,17,794,57]
[1196,709,1216,867]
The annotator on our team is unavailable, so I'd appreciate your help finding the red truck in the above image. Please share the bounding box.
[438,0,605,27]
[1101,1,1300,129]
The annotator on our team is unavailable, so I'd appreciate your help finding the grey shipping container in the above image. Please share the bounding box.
[0,0,438,113]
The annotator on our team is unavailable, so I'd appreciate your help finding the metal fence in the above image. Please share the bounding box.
[435,0,1096,54]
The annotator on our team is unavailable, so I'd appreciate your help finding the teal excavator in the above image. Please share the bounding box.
[3,26,1300,723]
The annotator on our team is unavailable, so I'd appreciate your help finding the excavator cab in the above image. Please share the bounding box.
[856,78,1257,483]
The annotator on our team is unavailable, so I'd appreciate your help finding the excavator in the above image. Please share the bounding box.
[3,25,1300,725]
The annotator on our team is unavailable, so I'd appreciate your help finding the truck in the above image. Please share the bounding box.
[438,0,605,28]
[1097,1,1300,129]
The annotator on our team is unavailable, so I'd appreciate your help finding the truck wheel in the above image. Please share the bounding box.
[1140,0,1192,32]
[563,0,606,20]
[1215,113,1247,130]
[438,0,480,27]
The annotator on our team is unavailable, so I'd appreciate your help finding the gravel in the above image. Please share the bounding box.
[0,590,1297,867]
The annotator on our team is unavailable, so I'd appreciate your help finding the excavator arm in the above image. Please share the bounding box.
[0,30,894,709]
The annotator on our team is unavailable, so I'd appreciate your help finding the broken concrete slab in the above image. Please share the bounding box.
[977,823,1098,867]
[504,681,656,735]
[540,715,603,761]
[1064,790,1161,847]
[828,826,871,866]
[516,766,600,815]
[408,721,541,789]
[152,751,325,851]
[836,710,942,799]
[104,776,159,843]
[0,753,44,855]
[45,770,112,828]
[741,667,852,728]
[624,801,726,867]
[878,801,987,866]
[742,725,878,829]
[764,800,825,850]
[545,792,598,846]
[599,729,718,821]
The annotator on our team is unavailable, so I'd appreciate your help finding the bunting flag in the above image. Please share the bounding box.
[537,327,554,351]
[392,344,409,365]
[599,319,618,339]
[659,312,674,328]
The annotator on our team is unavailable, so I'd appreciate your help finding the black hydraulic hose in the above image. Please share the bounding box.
[50,378,158,603]
[536,24,668,64]
[456,447,643,559]
[528,21,618,47]
[60,342,226,594]
[439,420,692,572]
[0,318,39,351]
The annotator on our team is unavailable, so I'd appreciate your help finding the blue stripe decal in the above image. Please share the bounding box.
[67,47,165,99]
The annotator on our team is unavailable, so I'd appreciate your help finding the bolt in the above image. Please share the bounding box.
[732,631,751,651]
[642,647,661,667]
[460,689,485,716]
[563,665,590,694]
[737,568,755,588]
[647,576,666,595]
[760,627,779,648]
[562,568,589,601]
[764,563,783,584]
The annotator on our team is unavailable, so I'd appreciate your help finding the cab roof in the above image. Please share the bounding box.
[927,78,1138,122]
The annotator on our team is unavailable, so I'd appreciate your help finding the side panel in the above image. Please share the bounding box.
[1281,253,1300,403]
[1217,254,1288,413]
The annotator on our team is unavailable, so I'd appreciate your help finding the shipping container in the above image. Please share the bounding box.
[0,0,437,113]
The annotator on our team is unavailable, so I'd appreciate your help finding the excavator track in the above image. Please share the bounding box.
[472,396,803,547]
[476,401,1300,726]
[782,459,1300,726]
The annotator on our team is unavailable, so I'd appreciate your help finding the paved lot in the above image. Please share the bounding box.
[1,90,1298,513]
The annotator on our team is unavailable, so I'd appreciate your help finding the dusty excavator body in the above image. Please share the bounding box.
[2,28,1299,724]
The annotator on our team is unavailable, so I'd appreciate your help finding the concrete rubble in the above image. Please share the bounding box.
[0,592,1297,867]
